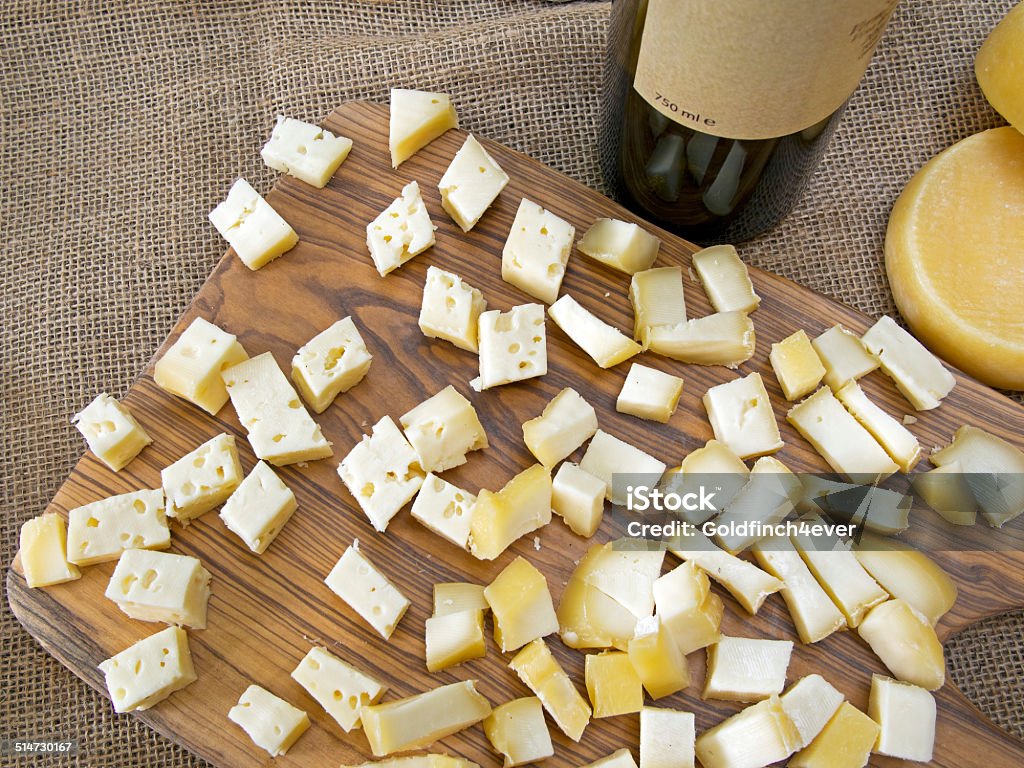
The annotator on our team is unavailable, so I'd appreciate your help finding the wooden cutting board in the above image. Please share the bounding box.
[9,101,1024,768]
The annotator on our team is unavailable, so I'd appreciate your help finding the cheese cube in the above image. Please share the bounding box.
[711,456,800,553]
[325,542,410,639]
[647,311,755,367]
[558,549,640,651]
[617,363,683,423]
[692,244,760,313]
[930,425,1024,527]
[468,464,552,560]
[852,539,958,625]
[483,696,554,768]
[858,599,945,690]
[868,675,935,762]
[653,562,723,654]
[222,352,333,465]
[72,393,152,472]
[439,134,509,231]
[837,382,922,472]
[628,616,690,700]
[702,373,783,459]
[338,416,425,532]
[472,303,547,390]
[366,180,436,276]
[342,758,480,768]
[360,680,492,756]
[552,462,606,537]
[291,316,372,413]
[219,461,296,554]
[105,549,212,628]
[97,626,197,713]
[290,646,387,732]
[400,385,488,472]
[434,582,489,616]
[425,609,486,672]
[548,294,641,368]
[389,88,458,168]
[630,266,686,347]
[578,218,660,275]
[522,387,598,467]
[419,266,487,352]
[585,651,643,718]
[580,429,667,505]
[208,178,298,270]
[581,544,664,619]
[227,684,310,757]
[161,433,243,524]
[770,330,826,401]
[67,489,170,566]
[502,198,574,304]
[779,674,845,750]
[509,639,592,741]
[703,635,793,702]
[153,316,249,415]
[584,750,639,768]
[862,315,956,411]
[484,556,559,652]
[640,707,695,768]
[694,696,800,768]
[912,462,978,526]
[411,474,476,550]
[664,440,750,524]
[260,115,352,188]
[19,513,80,587]
[811,325,879,391]
[670,533,783,616]
[789,701,879,768]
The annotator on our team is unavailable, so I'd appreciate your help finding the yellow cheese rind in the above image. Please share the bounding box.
[692,244,760,314]
[227,684,310,757]
[389,88,458,168]
[19,513,80,588]
[483,697,554,768]
[653,561,723,654]
[578,218,661,275]
[468,464,552,561]
[769,330,825,401]
[628,615,690,700]
[868,675,935,763]
[433,582,488,616]
[484,556,558,652]
[583,749,639,768]
[154,317,248,415]
[585,651,644,718]
[72,393,152,471]
[789,701,879,768]
[779,675,845,751]
[911,462,978,526]
[509,639,591,741]
[976,3,1024,131]
[558,544,641,651]
[290,646,386,732]
[98,625,196,713]
[857,599,945,690]
[852,536,957,625]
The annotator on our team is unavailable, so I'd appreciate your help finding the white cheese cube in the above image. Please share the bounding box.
[473,303,547,390]
[552,462,606,537]
[389,88,458,168]
[639,707,695,768]
[291,316,372,413]
[67,489,169,566]
[208,178,298,270]
[692,244,760,313]
[260,115,352,188]
[580,429,666,506]
[19,513,80,588]
[501,199,574,304]
[578,218,660,275]
[290,646,387,732]
[811,324,879,391]
[72,393,152,472]
[366,180,436,276]
[439,134,509,231]
[325,542,411,639]
[582,546,664,619]
[548,294,641,369]
[861,315,956,411]
[338,416,425,532]
[630,266,686,347]
[222,352,333,466]
[228,684,310,757]
[769,330,826,401]
[617,363,683,423]
[703,636,793,702]
[424,609,487,672]
[419,266,487,352]
[779,674,845,750]
[161,433,243,524]
[106,548,212,628]
[646,311,755,367]
[868,674,936,762]
[702,373,783,459]
[434,582,489,616]
[153,316,249,415]
[694,696,800,768]
[483,696,554,768]
[98,626,197,713]
[219,461,296,554]
[522,387,598,467]
[411,473,477,550]
[835,381,921,472]
[400,385,488,472]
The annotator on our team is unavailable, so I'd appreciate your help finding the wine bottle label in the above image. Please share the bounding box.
[633,0,898,140]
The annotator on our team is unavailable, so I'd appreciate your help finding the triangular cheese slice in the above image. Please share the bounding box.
[389,88,458,168]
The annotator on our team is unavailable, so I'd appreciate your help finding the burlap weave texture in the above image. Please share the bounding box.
[1,1,1021,766]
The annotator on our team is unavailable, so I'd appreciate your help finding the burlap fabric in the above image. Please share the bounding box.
[2,1,1021,765]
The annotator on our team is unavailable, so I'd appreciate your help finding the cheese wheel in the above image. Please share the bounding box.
[976,1,1024,132]
[885,127,1024,390]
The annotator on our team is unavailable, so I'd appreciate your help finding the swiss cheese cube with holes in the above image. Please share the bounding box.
[325,541,411,639]
[98,625,197,713]
[228,684,310,757]
[219,461,297,554]
[260,115,353,188]
[471,304,547,390]
[291,317,372,413]
[400,385,488,473]
[411,473,477,550]
[208,178,298,270]
[105,548,212,628]
[153,317,249,416]
[366,181,436,277]
[501,199,574,304]
[438,134,509,231]
[161,433,243,524]
[72,393,152,471]
[418,266,487,353]
[67,489,169,566]
[291,646,387,732]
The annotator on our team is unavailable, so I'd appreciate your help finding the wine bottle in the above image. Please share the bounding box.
[600,0,899,244]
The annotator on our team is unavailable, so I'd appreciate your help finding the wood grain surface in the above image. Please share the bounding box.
[9,101,1024,768]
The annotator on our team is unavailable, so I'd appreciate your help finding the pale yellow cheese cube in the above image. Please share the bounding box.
[400,385,487,473]
[153,316,248,415]
[325,541,410,640]
[789,701,879,768]
[640,707,695,768]
[585,651,643,718]
[694,696,800,768]
[473,303,547,390]
[692,244,760,313]
[811,325,879,391]
[862,315,955,411]
[868,674,935,762]
[19,513,80,587]
[418,266,487,352]
[484,556,558,652]
[98,625,196,712]
[652,562,722,654]
[228,684,309,757]
[433,582,488,616]
[857,599,944,690]
[552,462,605,537]
[911,462,978,526]
[579,429,666,505]
[583,749,639,768]
[468,464,551,561]
[72,393,152,471]
[647,311,755,367]
[769,330,825,401]
[580,544,664,619]
[779,674,845,751]
[425,609,486,672]
[710,456,801,553]
[161,433,243,524]
[411,474,476,550]
[105,548,212,628]
[578,218,660,275]
[663,440,749,525]
[67,489,169,566]
[548,294,641,369]
[627,615,690,700]
[852,538,958,625]
[558,553,638,651]
[389,88,458,168]
[291,316,372,413]
[290,646,386,732]
[616,363,683,423]
[835,380,921,472]
[208,178,298,270]
[509,638,591,741]
[703,635,793,702]
[630,266,686,347]
[366,180,436,276]
[702,373,783,459]
[483,696,554,768]
[439,134,509,231]
[260,115,352,188]
[522,387,598,467]
[219,460,296,554]
[670,531,782,615]
[502,198,574,304]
